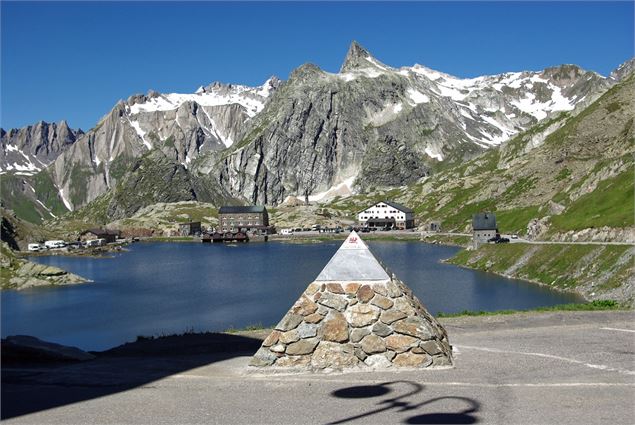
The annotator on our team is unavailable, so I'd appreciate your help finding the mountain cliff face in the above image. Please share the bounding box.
[1,42,629,223]
[1,121,82,175]
[46,78,281,211]
[204,42,613,204]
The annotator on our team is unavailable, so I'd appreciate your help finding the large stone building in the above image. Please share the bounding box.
[218,206,270,234]
[472,212,498,246]
[357,201,414,229]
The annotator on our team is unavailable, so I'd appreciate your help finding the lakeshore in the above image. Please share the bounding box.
[2,241,584,351]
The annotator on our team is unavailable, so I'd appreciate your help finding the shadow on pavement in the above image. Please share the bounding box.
[328,381,480,424]
[1,332,263,420]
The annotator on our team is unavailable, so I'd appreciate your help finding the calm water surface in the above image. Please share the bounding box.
[1,241,583,350]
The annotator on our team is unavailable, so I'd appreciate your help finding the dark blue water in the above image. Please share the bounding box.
[1,241,583,351]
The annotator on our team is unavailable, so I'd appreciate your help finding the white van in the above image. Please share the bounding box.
[27,243,42,252]
[44,240,66,249]
[280,229,294,235]
[85,238,106,247]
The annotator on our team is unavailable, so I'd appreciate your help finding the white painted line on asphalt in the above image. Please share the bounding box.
[456,345,635,376]
[169,374,635,388]
[600,327,635,333]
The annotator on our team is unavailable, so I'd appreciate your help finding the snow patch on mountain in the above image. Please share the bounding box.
[129,119,152,150]
[58,187,72,210]
[308,175,357,202]
[425,147,444,161]
[128,78,276,118]
[406,88,430,105]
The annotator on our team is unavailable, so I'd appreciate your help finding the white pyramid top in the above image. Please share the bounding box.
[315,231,391,282]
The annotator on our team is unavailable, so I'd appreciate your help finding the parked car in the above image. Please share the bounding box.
[488,236,500,243]
[85,238,106,248]
[495,237,510,244]
[27,243,43,252]
[44,240,66,249]
[511,234,518,239]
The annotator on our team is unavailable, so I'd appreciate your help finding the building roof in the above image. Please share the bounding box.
[315,231,390,282]
[219,206,267,214]
[81,228,120,236]
[385,201,413,213]
[359,200,413,214]
[472,212,497,231]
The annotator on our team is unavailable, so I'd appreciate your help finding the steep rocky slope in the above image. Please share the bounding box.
[1,121,83,223]
[0,120,83,175]
[206,42,612,204]
[328,71,634,241]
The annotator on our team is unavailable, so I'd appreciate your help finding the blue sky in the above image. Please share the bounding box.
[2,1,633,130]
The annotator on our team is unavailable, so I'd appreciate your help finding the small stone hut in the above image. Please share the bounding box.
[472,212,498,247]
[178,221,201,236]
[250,231,453,371]
[79,229,120,244]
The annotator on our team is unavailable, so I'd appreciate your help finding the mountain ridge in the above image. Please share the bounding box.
[1,42,632,224]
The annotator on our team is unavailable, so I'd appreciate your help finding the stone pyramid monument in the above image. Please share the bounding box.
[250,231,453,370]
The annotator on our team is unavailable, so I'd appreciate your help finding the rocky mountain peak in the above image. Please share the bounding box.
[289,63,325,83]
[340,40,377,73]
[610,57,635,81]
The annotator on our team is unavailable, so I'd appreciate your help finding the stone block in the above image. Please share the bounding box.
[317,292,348,311]
[296,322,318,338]
[262,330,281,347]
[326,283,344,294]
[279,330,300,344]
[364,354,393,368]
[275,313,304,332]
[393,317,434,340]
[305,283,320,296]
[304,312,324,324]
[350,327,371,343]
[372,322,393,337]
[276,355,311,367]
[292,296,318,316]
[371,295,394,310]
[320,311,349,342]
[270,344,285,353]
[419,340,443,355]
[379,310,407,324]
[250,347,278,366]
[361,334,386,354]
[344,282,361,294]
[393,351,433,367]
[346,304,380,327]
[311,342,358,369]
[385,334,418,353]
[286,338,319,355]
[357,285,375,303]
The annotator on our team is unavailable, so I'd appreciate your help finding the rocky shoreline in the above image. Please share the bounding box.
[1,242,91,290]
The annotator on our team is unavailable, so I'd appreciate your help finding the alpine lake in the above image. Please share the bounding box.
[1,240,583,351]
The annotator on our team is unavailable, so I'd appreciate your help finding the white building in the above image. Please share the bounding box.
[357,201,415,230]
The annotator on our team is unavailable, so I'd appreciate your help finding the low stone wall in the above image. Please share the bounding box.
[250,277,453,371]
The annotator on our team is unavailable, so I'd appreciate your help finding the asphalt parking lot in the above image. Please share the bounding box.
[2,311,634,424]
